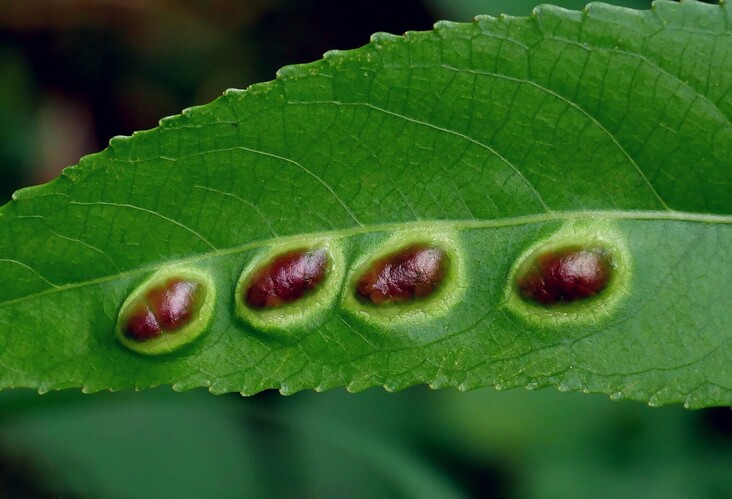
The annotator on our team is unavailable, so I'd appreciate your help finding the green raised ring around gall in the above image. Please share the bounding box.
[116,267,216,355]
[503,219,631,327]
[234,238,346,333]
[342,230,465,326]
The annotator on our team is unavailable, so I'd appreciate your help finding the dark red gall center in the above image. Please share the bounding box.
[123,278,203,342]
[123,305,160,341]
[356,244,447,305]
[517,246,612,306]
[245,248,328,309]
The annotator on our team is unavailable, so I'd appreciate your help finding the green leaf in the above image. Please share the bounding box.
[0,0,730,408]
[425,0,651,18]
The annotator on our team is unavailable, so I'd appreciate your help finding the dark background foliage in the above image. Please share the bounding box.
[0,1,729,497]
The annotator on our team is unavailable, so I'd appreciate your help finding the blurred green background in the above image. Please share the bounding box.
[0,1,729,497]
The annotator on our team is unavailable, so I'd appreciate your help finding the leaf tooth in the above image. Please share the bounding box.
[456,376,484,392]
[108,134,130,148]
[222,88,244,98]
[275,63,306,79]
[322,49,347,61]
[173,378,210,392]
[239,384,264,397]
[525,381,540,391]
[472,14,507,34]
[556,365,592,394]
[346,375,379,393]
[179,105,199,118]
[532,3,578,19]
[80,384,116,395]
[647,393,662,408]
[158,114,180,127]
[344,383,360,394]
[647,383,695,408]
[383,376,420,393]
[382,383,400,393]
[684,386,704,409]
[10,183,49,202]
[428,371,457,390]
[369,31,401,45]
[609,391,623,401]
[279,383,299,396]
[684,385,708,409]
[312,371,346,394]
[433,20,461,31]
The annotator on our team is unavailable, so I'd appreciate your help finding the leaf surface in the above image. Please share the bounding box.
[0,0,730,407]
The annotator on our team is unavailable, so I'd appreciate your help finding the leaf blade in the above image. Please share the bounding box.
[0,0,730,407]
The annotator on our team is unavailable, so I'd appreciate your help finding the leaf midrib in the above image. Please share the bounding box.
[2,208,730,311]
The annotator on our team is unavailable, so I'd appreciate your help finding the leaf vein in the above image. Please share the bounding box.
[0,259,59,289]
[285,99,553,212]
[69,201,217,250]
[1,210,730,310]
[435,63,673,210]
